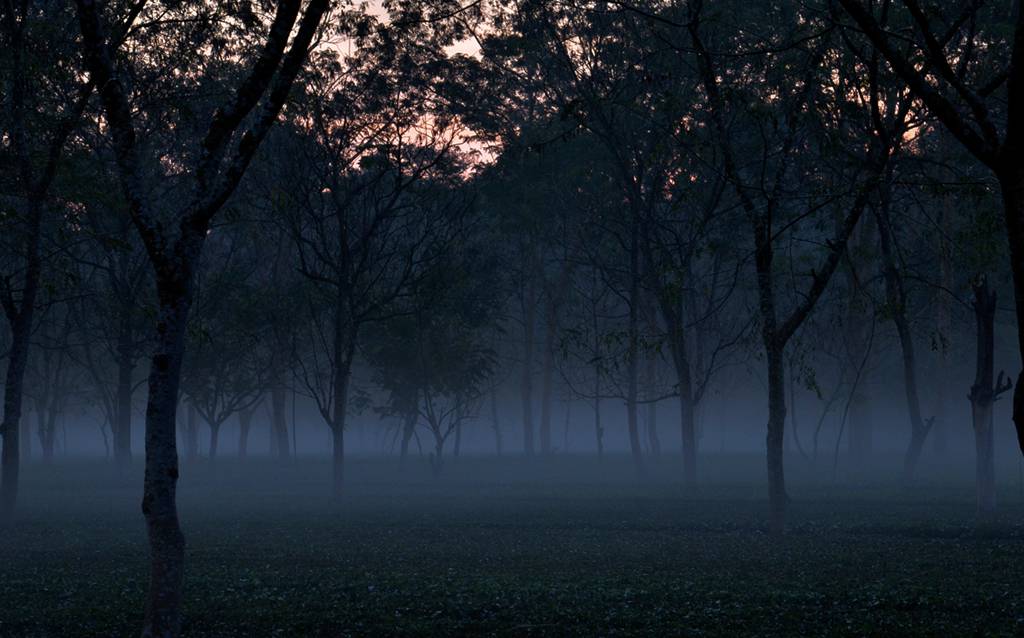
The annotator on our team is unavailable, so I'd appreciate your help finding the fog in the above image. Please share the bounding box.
[4,0,1024,635]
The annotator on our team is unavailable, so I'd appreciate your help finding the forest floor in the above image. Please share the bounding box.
[1,454,1023,637]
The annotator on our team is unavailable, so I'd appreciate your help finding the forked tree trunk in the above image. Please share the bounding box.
[208,422,221,461]
[969,278,1005,516]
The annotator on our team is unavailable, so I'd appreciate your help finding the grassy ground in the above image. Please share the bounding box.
[1,454,1023,636]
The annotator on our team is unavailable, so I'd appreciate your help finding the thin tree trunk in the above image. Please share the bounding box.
[538,299,557,455]
[845,213,874,462]
[969,278,1003,516]
[19,410,30,465]
[932,194,953,455]
[875,199,931,481]
[765,342,788,534]
[40,408,57,463]
[208,423,220,461]
[330,348,354,499]
[645,305,661,458]
[237,408,253,459]
[0,198,42,522]
[399,403,417,465]
[184,403,198,462]
[626,219,644,477]
[521,274,537,457]
[270,382,290,460]
[490,388,502,456]
[115,314,134,466]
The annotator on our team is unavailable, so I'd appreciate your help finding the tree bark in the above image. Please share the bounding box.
[141,283,189,638]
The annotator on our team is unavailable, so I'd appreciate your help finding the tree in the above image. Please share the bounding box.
[837,0,1024,458]
[73,1,330,633]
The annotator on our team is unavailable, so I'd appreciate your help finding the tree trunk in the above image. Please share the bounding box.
[521,275,537,457]
[969,278,1002,516]
[140,285,189,638]
[845,213,874,463]
[19,410,30,464]
[208,422,220,461]
[998,170,1024,458]
[399,404,417,465]
[626,220,645,477]
[114,314,134,467]
[237,408,253,459]
[0,198,42,521]
[38,408,57,463]
[644,305,661,457]
[755,227,788,535]
[490,388,502,456]
[765,342,788,535]
[430,431,444,477]
[538,299,557,455]
[184,403,198,462]
[931,194,953,456]
[330,354,353,499]
[875,201,931,481]
[270,382,290,461]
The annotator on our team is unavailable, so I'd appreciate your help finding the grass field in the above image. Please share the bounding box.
[1,454,1023,636]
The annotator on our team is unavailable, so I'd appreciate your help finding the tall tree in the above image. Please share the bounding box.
[73,1,330,633]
